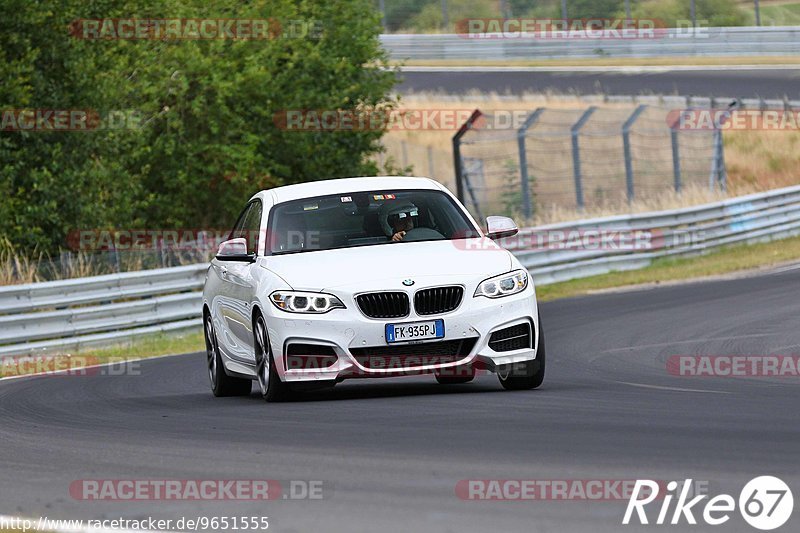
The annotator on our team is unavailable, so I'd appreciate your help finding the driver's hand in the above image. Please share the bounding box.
[392,231,406,242]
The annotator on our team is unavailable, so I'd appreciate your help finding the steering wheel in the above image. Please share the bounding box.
[401,227,445,242]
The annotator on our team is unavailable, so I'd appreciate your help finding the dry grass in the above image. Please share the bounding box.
[537,232,800,301]
[0,235,212,286]
[380,93,800,225]
[725,129,800,191]
[0,237,40,284]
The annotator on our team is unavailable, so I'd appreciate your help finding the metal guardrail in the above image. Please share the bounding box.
[381,26,800,60]
[512,185,800,285]
[3,185,800,356]
[0,264,207,356]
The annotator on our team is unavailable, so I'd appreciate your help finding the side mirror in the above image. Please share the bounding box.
[486,216,519,240]
[216,238,255,262]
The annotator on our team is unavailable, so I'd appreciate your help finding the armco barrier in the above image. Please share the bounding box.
[0,264,206,357]
[380,26,800,61]
[513,184,800,284]
[3,185,800,356]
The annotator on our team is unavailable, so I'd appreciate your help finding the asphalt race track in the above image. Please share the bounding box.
[398,67,800,99]
[2,268,800,532]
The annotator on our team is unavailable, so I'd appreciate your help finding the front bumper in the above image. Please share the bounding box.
[263,286,540,383]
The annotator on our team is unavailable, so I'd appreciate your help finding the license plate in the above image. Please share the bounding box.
[385,319,444,343]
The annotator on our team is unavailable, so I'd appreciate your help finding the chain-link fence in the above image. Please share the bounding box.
[374,0,767,33]
[2,234,220,284]
[453,105,722,220]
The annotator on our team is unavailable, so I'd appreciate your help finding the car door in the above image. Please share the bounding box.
[211,200,263,364]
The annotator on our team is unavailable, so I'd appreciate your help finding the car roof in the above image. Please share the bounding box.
[254,176,446,205]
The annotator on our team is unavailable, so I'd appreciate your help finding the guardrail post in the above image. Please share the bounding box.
[622,105,647,204]
[517,108,545,220]
[452,110,483,204]
[570,106,596,210]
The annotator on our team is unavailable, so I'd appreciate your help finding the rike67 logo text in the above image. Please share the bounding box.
[623,477,793,530]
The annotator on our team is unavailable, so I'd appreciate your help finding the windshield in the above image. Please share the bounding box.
[268,189,480,254]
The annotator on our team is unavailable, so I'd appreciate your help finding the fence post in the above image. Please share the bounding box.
[59,250,67,278]
[570,106,596,210]
[718,136,727,192]
[710,102,734,192]
[516,107,545,220]
[378,0,386,31]
[671,128,682,193]
[462,159,485,222]
[452,110,483,204]
[622,105,647,204]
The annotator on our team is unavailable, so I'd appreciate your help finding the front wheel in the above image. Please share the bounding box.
[254,314,291,402]
[498,322,546,391]
[205,314,252,397]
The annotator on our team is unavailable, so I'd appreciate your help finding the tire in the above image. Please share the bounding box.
[498,321,546,391]
[435,365,475,384]
[205,314,252,397]
[254,314,292,402]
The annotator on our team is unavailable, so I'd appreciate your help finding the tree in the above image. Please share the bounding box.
[0,0,398,252]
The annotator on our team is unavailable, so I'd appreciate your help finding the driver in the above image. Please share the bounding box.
[378,201,419,242]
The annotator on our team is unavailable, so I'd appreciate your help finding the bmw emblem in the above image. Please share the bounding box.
[402,279,415,286]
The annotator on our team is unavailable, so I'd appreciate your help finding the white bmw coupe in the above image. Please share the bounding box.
[202,176,544,401]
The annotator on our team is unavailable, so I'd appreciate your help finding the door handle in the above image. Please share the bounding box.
[220,266,228,278]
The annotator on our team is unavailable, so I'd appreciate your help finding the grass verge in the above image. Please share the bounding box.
[536,234,800,302]
[0,329,204,379]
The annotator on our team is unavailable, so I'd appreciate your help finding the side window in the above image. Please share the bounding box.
[230,204,251,241]
[242,201,263,255]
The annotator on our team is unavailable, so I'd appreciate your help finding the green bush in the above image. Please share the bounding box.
[1,0,397,253]
[629,0,747,27]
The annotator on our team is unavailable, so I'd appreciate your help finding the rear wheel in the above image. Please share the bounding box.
[205,314,252,397]
[435,365,475,384]
[498,322,546,391]
[254,314,291,402]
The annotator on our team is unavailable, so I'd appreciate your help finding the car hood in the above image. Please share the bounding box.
[263,238,513,292]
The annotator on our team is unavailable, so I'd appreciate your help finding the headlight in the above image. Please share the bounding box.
[474,270,528,298]
[269,291,345,313]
